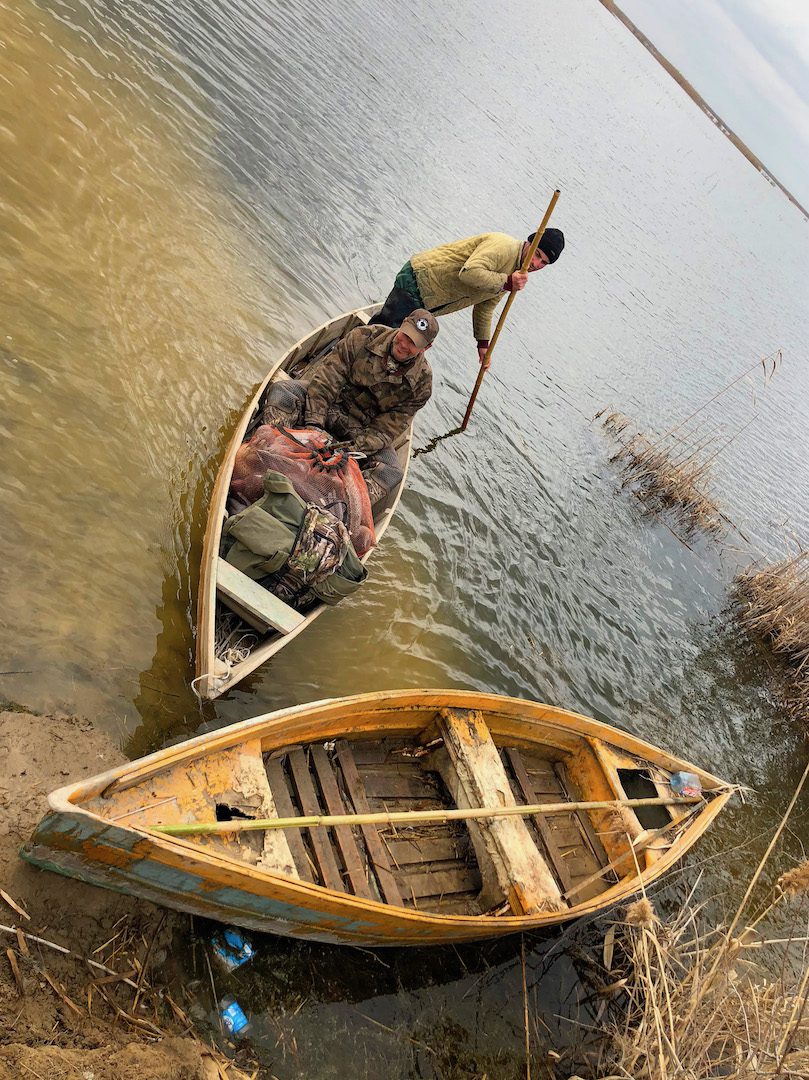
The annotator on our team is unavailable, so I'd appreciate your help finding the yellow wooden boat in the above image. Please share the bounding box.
[195,303,409,700]
[23,690,733,946]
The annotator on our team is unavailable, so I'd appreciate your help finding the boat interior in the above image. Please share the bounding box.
[211,306,400,680]
[89,706,703,918]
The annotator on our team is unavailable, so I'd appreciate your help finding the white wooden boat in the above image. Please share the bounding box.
[195,303,409,700]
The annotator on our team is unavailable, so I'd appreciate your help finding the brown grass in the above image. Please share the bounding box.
[735,551,809,719]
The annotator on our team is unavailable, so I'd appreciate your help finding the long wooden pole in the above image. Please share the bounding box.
[150,794,703,838]
[460,189,560,431]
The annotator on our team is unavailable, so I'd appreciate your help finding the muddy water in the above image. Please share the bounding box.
[3,0,809,1075]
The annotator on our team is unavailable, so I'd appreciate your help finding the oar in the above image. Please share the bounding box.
[150,794,703,837]
[460,188,561,432]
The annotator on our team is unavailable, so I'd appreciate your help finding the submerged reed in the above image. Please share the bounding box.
[735,550,809,719]
[601,411,726,537]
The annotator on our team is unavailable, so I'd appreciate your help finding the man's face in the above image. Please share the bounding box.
[392,330,424,363]
[527,247,550,272]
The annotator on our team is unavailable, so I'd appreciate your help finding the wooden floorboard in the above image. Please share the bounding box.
[503,747,575,895]
[383,835,464,867]
[310,745,372,899]
[263,758,315,883]
[397,865,481,901]
[287,749,344,892]
[360,770,441,800]
[334,741,403,906]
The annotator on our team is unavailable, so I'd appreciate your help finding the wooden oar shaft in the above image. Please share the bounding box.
[150,794,702,837]
[460,188,560,432]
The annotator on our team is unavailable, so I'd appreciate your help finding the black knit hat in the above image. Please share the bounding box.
[527,226,565,263]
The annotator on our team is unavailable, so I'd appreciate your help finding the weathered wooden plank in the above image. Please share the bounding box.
[309,746,372,899]
[384,835,464,867]
[263,759,315,883]
[350,740,417,765]
[554,762,612,871]
[287,750,344,892]
[504,747,574,895]
[363,796,446,814]
[402,894,480,915]
[398,865,481,900]
[360,770,441,800]
[216,559,305,635]
[334,741,402,906]
[435,710,564,915]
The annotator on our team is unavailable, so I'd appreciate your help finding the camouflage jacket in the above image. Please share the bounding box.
[303,325,432,454]
[410,232,522,341]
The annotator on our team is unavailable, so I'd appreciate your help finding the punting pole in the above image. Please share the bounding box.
[460,188,560,432]
[150,794,703,837]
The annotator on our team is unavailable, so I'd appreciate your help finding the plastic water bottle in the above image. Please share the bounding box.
[670,771,702,797]
[211,926,255,971]
[219,996,251,1038]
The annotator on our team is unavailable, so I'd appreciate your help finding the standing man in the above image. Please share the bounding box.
[373,229,564,368]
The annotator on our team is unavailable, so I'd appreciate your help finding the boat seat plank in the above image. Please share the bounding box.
[287,749,344,892]
[503,747,575,895]
[432,709,565,915]
[263,759,315,883]
[334,741,403,906]
[216,559,305,635]
[309,746,373,899]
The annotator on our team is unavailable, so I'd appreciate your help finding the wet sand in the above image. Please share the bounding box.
[0,708,249,1080]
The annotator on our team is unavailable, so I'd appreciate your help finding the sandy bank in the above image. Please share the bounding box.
[0,708,252,1080]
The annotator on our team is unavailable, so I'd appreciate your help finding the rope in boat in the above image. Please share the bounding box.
[191,615,258,701]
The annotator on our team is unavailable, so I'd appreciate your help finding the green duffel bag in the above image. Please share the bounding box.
[222,472,302,580]
[222,470,367,604]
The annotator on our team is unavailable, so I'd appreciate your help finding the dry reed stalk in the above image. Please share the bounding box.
[601,412,726,537]
[582,766,809,1079]
[735,551,809,719]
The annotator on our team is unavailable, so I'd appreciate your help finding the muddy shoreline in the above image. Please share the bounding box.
[0,707,252,1080]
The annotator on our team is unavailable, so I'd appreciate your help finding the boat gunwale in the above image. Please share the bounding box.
[75,689,733,799]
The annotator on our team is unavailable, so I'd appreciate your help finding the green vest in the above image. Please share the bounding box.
[222,471,367,605]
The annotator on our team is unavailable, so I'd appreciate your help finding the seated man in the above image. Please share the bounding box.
[263,310,437,505]
[372,228,564,369]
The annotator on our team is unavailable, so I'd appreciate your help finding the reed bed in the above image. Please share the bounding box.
[601,411,725,537]
[587,890,809,1079]
[569,761,809,1080]
[735,551,809,719]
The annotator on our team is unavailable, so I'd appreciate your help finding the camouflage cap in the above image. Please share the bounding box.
[401,308,439,349]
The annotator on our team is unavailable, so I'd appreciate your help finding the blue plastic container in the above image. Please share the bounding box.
[212,927,255,971]
[670,771,702,797]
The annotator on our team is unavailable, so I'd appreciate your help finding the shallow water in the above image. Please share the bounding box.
[3,0,809,1074]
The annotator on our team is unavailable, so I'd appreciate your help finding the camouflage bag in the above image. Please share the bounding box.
[286,505,350,584]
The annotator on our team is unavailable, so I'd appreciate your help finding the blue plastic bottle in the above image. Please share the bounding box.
[219,996,251,1038]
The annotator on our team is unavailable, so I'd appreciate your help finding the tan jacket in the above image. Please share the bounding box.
[303,325,432,455]
[410,233,523,341]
